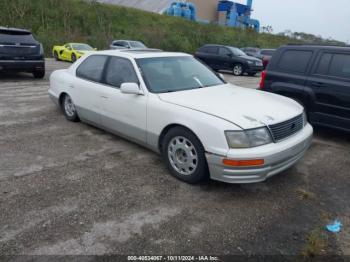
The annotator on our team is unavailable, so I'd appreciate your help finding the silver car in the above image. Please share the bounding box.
[109,40,147,50]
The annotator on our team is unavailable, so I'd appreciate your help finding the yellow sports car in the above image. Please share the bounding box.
[52,43,95,62]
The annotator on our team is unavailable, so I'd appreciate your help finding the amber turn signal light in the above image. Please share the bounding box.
[223,159,264,167]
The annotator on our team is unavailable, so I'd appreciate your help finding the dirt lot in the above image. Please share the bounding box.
[0,59,349,258]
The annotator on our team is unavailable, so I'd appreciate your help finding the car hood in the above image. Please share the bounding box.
[239,55,261,62]
[158,84,303,129]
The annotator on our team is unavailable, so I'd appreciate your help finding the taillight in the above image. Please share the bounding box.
[259,70,266,89]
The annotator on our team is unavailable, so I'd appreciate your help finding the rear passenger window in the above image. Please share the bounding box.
[277,50,313,74]
[201,46,218,54]
[104,57,139,88]
[329,54,350,79]
[316,53,332,75]
[76,55,108,82]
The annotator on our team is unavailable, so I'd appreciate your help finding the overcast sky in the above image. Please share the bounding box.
[236,0,350,43]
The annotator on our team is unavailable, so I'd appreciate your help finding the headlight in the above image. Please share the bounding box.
[302,110,307,126]
[225,128,272,148]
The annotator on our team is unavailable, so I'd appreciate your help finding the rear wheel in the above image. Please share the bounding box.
[162,127,208,184]
[62,94,79,122]
[232,64,244,76]
[33,69,45,79]
[71,53,77,63]
[53,51,59,61]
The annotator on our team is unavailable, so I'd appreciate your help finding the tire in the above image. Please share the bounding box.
[62,94,79,122]
[53,51,59,61]
[232,64,244,76]
[33,69,45,79]
[162,127,208,184]
[248,72,256,76]
[71,53,77,63]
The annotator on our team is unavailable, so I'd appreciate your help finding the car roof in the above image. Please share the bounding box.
[0,26,31,34]
[91,49,191,59]
[202,44,239,49]
[281,44,350,51]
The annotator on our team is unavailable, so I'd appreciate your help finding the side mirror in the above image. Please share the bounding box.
[120,83,143,95]
[227,53,233,58]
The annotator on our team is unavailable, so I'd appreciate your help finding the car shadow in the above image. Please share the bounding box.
[313,125,350,145]
[0,71,38,81]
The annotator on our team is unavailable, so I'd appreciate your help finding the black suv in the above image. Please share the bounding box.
[195,44,264,76]
[260,44,350,132]
[0,27,45,78]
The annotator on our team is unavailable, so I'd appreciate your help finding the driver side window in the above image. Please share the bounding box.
[104,56,139,88]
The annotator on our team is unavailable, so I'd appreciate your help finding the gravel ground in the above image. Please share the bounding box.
[0,59,349,258]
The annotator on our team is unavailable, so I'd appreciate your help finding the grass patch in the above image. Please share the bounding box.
[0,0,299,56]
[301,228,328,258]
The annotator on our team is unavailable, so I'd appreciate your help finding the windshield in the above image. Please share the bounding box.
[130,41,146,48]
[227,47,247,56]
[72,44,93,51]
[137,56,224,93]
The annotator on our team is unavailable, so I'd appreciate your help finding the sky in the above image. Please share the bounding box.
[236,0,350,43]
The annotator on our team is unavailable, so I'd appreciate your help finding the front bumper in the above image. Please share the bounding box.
[0,59,45,71]
[245,64,264,73]
[206,123,313,184]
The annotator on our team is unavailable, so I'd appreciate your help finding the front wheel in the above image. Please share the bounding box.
[53,51,59,61]
[62,94,79,122]
[162,127,208,184]
[232,64,244,76]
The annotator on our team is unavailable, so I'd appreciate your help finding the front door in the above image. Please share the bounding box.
[99,56,147,144]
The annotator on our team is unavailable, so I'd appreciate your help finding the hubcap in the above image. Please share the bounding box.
[168,136,198,176]
[233,65,242,75]
[64,96,76,117]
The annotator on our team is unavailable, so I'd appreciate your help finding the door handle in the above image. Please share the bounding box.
[311,82,325,87]
[69,85,74,89]
[101,95,108,99]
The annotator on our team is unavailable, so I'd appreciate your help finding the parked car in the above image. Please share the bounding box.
[195,44,264,76]
[49,50,313,184]
[0,27,45,78]
[260,44,350,132]
[241,47,260,58]
[52,43,95,63]
[110,40,147,50]
[241,47,276,68]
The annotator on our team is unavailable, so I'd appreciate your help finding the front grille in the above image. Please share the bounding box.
[269,114,303,141]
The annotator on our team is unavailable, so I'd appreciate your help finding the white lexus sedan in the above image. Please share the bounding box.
[49,50,313,184]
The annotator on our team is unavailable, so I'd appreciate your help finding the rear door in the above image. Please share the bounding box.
[72,55,109,125]
[306,51,350,130]
[265,48,314,99]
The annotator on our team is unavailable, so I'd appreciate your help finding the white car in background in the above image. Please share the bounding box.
[49,50,313,184]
